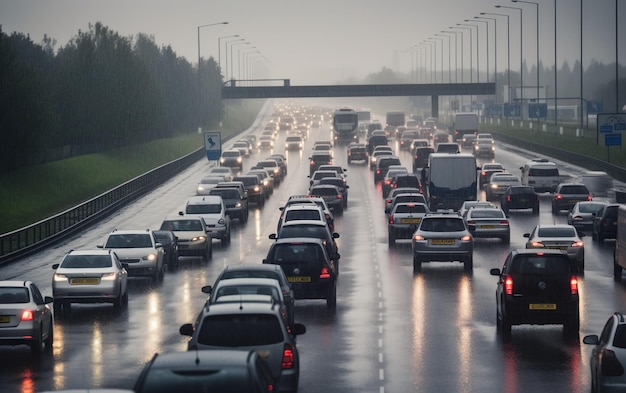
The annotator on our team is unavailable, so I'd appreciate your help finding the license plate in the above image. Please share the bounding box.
[431,239,455,245]
[288,276,311,283]
[547,246,568,250]
[529,304,557,310]
[481,225,496,229]
[519,198,528,203]
[70,278,99,285]
[401,218,421,224]
[0,316,10,323]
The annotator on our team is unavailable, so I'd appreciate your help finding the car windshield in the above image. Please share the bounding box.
[420,218,465,232]
[210,189,240,199]
[222,151,238,157]
[537,227,576,237]
[138,367,251,393]
[395,204,427,214]
[215,285,279,300]
[510,256,570,275]
[161,220,203,231]
[61,254,112,268]
[200,177,222,184]
[279,225,327,239]
[197,314,283,346]
[0,287,30,304]
[186,204,221,214]
[105,234,153,248]
[469,209,505,219]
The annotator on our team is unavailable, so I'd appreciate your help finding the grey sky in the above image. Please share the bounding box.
[0,0,623,85]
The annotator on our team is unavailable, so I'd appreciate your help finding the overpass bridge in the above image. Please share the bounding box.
[221,80,496,118]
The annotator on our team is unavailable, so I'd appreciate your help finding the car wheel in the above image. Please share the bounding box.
[327,282,337,308]
[413,255,422,272]
[499,312,512,336]
[614,260,623,281]
[31,328,43,356]
[388,229,396,247]
[464,255,473,272]
[44,319,53,353]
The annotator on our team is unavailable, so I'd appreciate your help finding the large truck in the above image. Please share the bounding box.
[452,112,479,141]
[386,111,406,128]
[613,205,626,280]
[425,153,479,211]
[332,108,359,143]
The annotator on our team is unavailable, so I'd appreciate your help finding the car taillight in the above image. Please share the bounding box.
[320,267,331,279]
[572,241,584,247]
[601,349,625,376]
[384,179,391,185]
[389,214,394,224]
[481,171,486,176]
[467,220,475,226]
[555,194,563,200]
[506,195,511,202]
[386,199,392,204]
[500,221,509,226]
[531,242,544,247]
[570,276,578,295]
[376,170,381,175]
[21,310,34,321]
[336,194,342,199]
[310,161,315,165]
[504,275,513,295]
[587,195,592,201]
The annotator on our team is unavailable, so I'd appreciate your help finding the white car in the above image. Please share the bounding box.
[99,229,164,282]
[207,167,234,182]
[159,216,212,263]
[196,176,226,195]
[52,249,129,313]
[182,195,231,246]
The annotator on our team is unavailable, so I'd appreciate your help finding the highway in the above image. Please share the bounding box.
[0,103,623,393]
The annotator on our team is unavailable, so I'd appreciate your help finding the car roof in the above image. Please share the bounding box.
[107,229,154,235]
[280,220,327,227]
[66,249,113,256]
[273,237,326,246]
[214,277,282,287]
[149,349,257,369]
[186,195,223,204]
[0,280,31,288]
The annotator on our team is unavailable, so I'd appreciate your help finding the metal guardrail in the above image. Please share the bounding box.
[490,131,626,183]
[0,148,208,265]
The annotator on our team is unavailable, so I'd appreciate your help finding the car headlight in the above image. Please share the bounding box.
[491,184,498,189]
[254,186,260,192]
[235,202,242,208]
[191,236,207,242]
[220,158,225,163]
[218,218,225,225]
[53,273,67,282]
[143,253,157,261]
[237,157,242,163]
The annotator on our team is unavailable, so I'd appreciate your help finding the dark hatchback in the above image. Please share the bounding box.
[153,230,179,268]
[309,152,333,176]
[500,186,540,215]
[263,238,337,308]
[490,249,579,337]
[308,184,344,214]
[347,143,368,164]
[592,203,620,242]
[412,146,434,171]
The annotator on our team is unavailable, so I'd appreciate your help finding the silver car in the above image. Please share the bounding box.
[583,312,626,393]
[388,202,430,246]
[99,229,165,282]
[567,201,607,231]
[0,280,54,355]
[485,173,521,201]
[524,224,585,273]
[411,213,474,272]
[159,216,212,262]
[52,249,128,312]
[464,207,510,244]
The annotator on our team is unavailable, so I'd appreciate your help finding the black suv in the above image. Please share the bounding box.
[592,203,620,242]
[233,175,265,206]
[490,249,579,337]
[412,146,434,171]
[209,187,249,223]
[263,238,337,308]
[551,183,592,214]
[500,185,539,215]
[374,156,402,183]
[347,143,367,164]
[309,152,333,176]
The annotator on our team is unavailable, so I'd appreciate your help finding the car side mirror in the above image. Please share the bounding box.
[179,323,194,337]
[332,233,340,239]
[269,234,277,240]
[489,268,501,276]
[52,264,59,269]
[96,244,103,249]
[201,285,212,294]
[523,233,530,238]
[178,211,184,216]
[44,296,54,304]
[292,323,307,336]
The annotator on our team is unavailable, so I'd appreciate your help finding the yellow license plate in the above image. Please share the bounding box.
[70,278,99,285]
[529,304,557,310]
[288,276,311,283]
[0,316,10,323]
[481,225,496,229]
[431,239,455,245]
[401,218,421,224]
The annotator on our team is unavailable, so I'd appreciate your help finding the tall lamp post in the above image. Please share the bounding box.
[496,5,524,119]
[229,41,249,85]
[468,19,490,82]
[225,38,244,81]
[475,16,498,102]
[218,34,239,78]
[482,12,510,109]
[239,47,258,84]
[513,0,540,104]
[430,37,445,83]
[435,34,452,83]
[196,21,228,132]
[452,26,473,110]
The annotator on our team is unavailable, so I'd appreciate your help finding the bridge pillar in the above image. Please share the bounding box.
[431,95,439,119]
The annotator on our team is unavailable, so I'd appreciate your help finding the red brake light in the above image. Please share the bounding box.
[21,310,34,321]
[506,195,511,202]
[320,267,331,279]
[389,214,394,224]
[384,179,391,185]
[555,194,563,200]
[587,195,592,201]
[504,275,513,295]
[282,344,295,369]
[310,161,315,165]
[336,194,342,199]
[570,276,578,295]
[500,221,509,225]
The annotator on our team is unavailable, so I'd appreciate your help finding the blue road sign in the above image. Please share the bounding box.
[204,132,222,161]
[605,133,622,146]
[587,101,603,115]
[528,103,547,119]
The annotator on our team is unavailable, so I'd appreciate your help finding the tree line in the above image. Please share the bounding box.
[0,22,224,173]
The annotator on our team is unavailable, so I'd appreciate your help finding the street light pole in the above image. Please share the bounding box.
[229,41,249,85]
[196,21,228,132]
[430,37,444,84]
[218,34,239,78]
[496,5,523,119]
[475,17,498,101]
[225,38,244,81]
[513,1,540,104]
[435,34,451,83]
[468,19,490,82]
[482,12,510,108]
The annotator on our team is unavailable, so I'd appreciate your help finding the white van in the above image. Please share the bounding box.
[519,158,560,193]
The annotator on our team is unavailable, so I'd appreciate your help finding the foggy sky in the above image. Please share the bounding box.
[0,0,623,85]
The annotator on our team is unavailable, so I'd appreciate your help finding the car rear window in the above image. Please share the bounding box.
[272,243,322,263]
[420,218,465,232]
[285,210,321,221]
[537,227,576,237]
[578,203,605,213]
[105,234,153,248]
[62,255,112,268]
[468,209,505,219]
[529,167,559,176]
[161,220,203,231]
[613,325,626,349]
[214,285,279,300]
[310,187,338,196]
[510,255,571,275]
[210,189,240,199]
[198,314,283,346]
[561,185,589,194]
[186,204,222,214]
[395,204,427,214]
[0,288,30,304]
[279,225,327,240]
